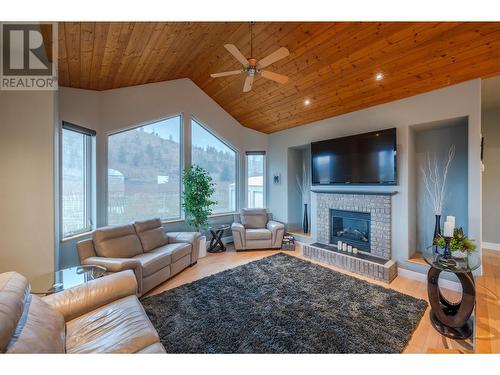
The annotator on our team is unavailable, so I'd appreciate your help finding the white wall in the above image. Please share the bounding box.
[267,79,482,274]
[58,79,268,268]
[0,91,56,278]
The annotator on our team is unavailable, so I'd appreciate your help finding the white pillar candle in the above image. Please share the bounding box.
[443,221,454,237]
[353,248,358,254]
[347,245,352,253]
[337,241,342,250]
[342,243,347,251]
[446,216,456,228]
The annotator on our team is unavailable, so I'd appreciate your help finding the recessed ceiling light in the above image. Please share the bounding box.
[304,99,311,105]
[375,72,384,81]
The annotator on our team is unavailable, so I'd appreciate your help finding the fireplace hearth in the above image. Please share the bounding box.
[330,209,371,252]
[315,192,392,260]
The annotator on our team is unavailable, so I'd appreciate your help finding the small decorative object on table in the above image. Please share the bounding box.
[434,226,476,267]
[425,227,478,339]
[281,233,296,251]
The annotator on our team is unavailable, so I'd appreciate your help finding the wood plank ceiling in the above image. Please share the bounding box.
[56,22,500,133]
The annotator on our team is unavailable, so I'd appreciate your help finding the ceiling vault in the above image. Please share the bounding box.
[53,22,500,133]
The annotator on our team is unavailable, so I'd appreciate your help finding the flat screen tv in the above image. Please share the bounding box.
[311,128,397,185]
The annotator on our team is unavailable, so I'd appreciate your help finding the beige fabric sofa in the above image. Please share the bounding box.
[0,270,165,353]
[231,209,285,250]
[77,218,200,296]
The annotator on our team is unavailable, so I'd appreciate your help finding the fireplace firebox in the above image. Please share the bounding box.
[330,209,371,252]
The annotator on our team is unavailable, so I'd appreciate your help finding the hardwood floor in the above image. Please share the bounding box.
[476,249,500,353]
[145,243,500,353]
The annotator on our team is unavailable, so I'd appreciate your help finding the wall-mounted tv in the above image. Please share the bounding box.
[311,128,397,185]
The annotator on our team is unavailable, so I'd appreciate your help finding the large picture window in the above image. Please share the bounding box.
[107,116,182,225]
[246,151,265,208]
[191,119,237,213]
[61,122,95,237]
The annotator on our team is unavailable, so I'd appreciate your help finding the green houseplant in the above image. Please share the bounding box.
[182,165,217,232]
[434,227,476,258]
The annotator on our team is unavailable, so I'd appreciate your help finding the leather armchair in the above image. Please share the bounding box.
[231,209,285,250]
[0,270,165,353]
[77,218,200,296]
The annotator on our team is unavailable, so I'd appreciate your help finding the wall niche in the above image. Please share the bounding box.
[408,117,469,259]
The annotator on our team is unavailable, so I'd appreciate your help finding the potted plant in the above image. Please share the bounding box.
[182,165,217,258]
[434,227,476,259]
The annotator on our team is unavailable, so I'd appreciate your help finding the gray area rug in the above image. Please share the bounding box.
[141,253,427,353]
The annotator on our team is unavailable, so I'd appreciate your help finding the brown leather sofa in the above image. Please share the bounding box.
[0,270,165,353]
[231,209,285,250]
[77,218,200,296]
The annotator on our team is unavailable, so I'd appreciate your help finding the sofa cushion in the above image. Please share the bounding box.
[246,228,272,241]
[65,295,160,354]
[240,208,268,229]
[134,218,169,252]
[155,243,192,263]
[93,224,143,258]
[5,295,65,354]
[0,272,29,353]
[134,249,172,277]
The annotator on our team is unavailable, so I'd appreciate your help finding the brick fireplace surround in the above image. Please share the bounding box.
[303,192,398,283]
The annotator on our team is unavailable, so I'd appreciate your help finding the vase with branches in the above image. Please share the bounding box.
[296,161,310,233]
[182,165,216,232]
[420,144,455,241]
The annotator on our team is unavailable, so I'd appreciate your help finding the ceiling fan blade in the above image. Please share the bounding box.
[224,44,249,67]
[243,75,254,92]
[210,70,244,78]
[257,47,290,69]
[260,70,289,84]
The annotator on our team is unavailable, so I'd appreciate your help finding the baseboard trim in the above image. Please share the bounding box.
[397,267,461,292]
[482,242,500,251]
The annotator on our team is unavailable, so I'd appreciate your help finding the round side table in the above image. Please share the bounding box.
[424,246,480,339]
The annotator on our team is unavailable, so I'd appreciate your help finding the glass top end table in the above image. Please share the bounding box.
[423,245,481,273]
[207,225,230,253]
[423,245,480,340]
[30,265,107,295]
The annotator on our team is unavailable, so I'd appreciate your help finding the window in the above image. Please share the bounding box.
[246,151,265,208]
[61,122,95,237]
[107,116,182,225]
[191,119,237,213]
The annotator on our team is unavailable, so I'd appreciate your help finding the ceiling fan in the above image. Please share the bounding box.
[210,23,290,93]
